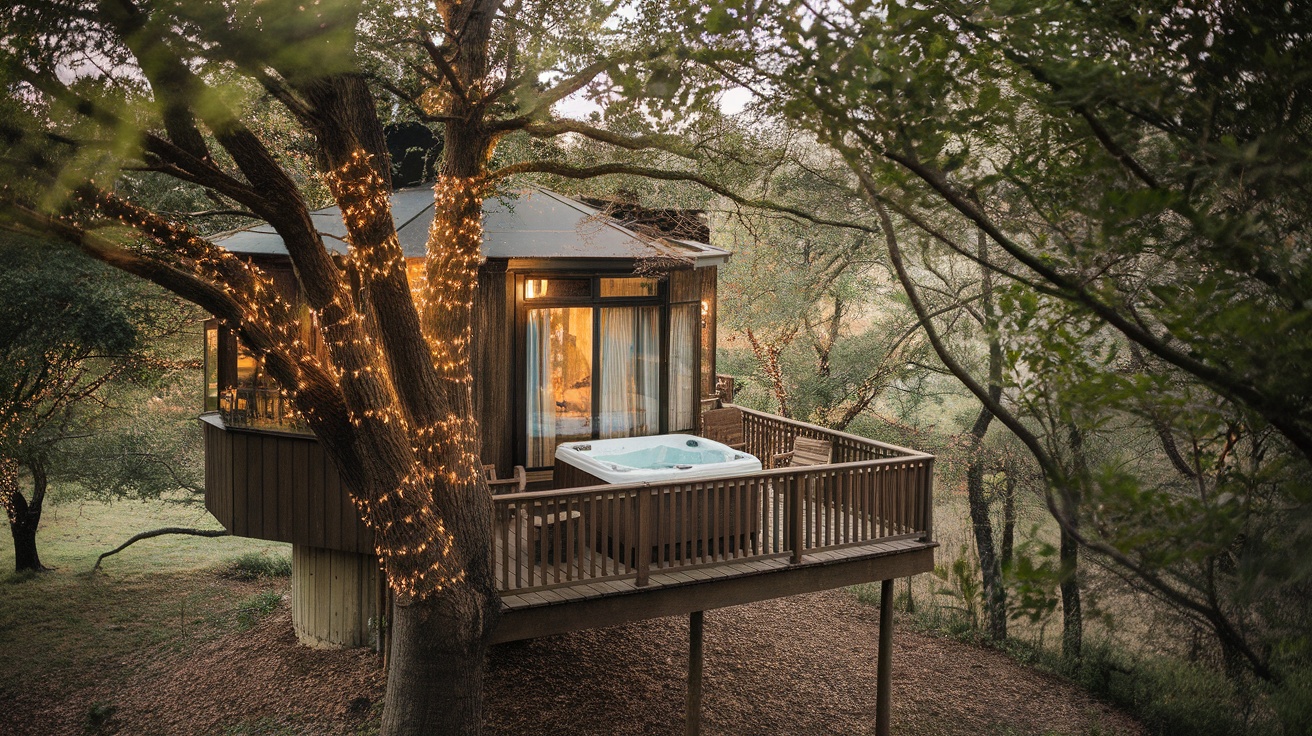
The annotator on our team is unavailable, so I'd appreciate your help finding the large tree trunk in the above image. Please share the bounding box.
[3,458,48,573]
[380,579,496,735]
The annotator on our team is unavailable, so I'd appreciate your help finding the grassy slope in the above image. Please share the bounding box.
[0,495,289,693]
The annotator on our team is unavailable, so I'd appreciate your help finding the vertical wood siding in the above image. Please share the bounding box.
[201,417,374,554]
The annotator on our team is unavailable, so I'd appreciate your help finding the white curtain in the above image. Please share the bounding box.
[600,307,660,438]
[668,304,697,432]
[526,309,556,466]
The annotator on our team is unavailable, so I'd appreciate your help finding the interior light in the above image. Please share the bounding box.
[525,279,548,299]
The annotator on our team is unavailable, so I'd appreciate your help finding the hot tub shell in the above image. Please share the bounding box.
[553,434,762,488]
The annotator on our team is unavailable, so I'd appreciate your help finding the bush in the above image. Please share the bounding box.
[222,552,291,581]
[1066,645,1247,736]
[1268,668,1312,736]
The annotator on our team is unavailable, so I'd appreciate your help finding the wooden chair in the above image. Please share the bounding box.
[772,436,832,468]
[485,464,581,564]
[701,407,746,450]
[483,464,527,494]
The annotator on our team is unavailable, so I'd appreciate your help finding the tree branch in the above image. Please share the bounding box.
[91,527,229,572]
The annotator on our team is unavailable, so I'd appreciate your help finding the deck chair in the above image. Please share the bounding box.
[483,464,527,494]
[485,464,581,564]
[772,436,832,468]
[701,407,746,450]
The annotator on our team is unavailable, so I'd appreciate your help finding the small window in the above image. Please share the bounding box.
[204,321,219,412]
[600,277,659,298]
[524,277,591,300]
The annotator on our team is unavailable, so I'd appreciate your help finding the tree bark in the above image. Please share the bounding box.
[4,458,48,573]
[1000,458,1017,570]
[966,408,1006,641]
[1061,426,1086,660]
[967,219,1007,641]
[379,579,494,736]
[1059,524,1082,659]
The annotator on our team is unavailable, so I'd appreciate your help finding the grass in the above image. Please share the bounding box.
[237,590,285,629]
[894,597,1278,736]
[223,551,293,580]
[0,494,289,693]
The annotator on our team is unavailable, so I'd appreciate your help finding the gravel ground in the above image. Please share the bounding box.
[12,589,1143,735]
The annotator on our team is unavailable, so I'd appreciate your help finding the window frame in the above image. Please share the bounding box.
[515,272,696,470]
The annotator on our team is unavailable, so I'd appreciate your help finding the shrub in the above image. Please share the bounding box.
[222,552,291,581]
[1268,667,1312,736]
[1067,645,1247,736]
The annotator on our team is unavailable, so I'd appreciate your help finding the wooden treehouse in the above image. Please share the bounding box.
[200,187,936,731]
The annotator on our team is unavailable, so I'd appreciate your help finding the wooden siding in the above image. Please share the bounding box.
[292,544,380,649]
[669,268,700,303]
[699,266,717,399]
[201,415,373,554]
[474,266,514,476]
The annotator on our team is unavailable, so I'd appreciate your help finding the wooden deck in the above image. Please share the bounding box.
[488,405,936,642]
[203,401,937,644]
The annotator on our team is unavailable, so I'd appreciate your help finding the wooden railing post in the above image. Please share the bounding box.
[636,488,652,586]
[789,475,804,564]
[922,459,935,542]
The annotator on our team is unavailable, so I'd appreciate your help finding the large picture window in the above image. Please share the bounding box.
[520,273,704,468]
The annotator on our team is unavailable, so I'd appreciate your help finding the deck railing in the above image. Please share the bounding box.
[219,387,309,433]
[493,406,933,593]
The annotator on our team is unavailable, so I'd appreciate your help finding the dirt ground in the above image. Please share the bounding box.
[8,589,1143,736]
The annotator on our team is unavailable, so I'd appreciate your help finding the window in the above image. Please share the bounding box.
[204,321,219,412]
[668,303,697,432]
[524,278,590,300]
[520,273,704,467]
[599,307,660,439]
[600,277,659,297]
[525,308,593,466]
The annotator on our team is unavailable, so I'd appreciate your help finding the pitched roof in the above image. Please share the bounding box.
[215,186,729,266]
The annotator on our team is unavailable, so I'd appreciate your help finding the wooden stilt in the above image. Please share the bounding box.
[687,610,704,736]
[876,578,895,736]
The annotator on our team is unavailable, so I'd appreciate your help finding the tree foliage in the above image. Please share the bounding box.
[686,0,1312,685]
[0,232,196,571]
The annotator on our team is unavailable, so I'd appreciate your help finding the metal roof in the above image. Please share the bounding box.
[214,186,729,266]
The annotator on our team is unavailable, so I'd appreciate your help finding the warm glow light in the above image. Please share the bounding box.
[525,278,548,299]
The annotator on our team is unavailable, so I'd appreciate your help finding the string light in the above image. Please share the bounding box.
[60,161,494,602]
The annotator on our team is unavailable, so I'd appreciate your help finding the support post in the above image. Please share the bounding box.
[687,610,704,736]
[876,578,895,736]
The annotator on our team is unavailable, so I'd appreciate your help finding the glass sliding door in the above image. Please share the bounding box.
[669,303,697,432]
[599,306,661,439]
[525,307,593,466]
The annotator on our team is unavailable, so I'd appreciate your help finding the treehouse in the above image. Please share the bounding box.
[199,186,935,731]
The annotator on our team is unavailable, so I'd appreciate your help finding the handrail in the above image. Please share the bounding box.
[495,453,934,503]
[492,422,935,593]
[729,403,925,459]
[219,387,310,433]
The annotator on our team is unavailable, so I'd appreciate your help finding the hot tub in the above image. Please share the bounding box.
[553,434,762,487]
